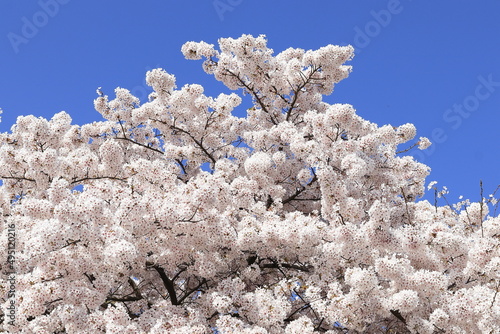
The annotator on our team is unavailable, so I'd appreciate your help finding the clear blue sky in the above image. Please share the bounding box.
[1,1,499,204]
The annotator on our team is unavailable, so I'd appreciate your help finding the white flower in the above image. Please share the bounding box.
[385,289,420,313]
[427,180,438,190]
[418,136,432,149]
[396,123,416,141]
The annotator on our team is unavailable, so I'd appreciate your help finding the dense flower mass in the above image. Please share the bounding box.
[0,34,499,333]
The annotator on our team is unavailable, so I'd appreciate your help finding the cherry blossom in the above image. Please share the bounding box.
[0,34,498,333]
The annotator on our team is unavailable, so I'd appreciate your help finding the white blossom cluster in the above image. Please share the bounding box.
[0,35,498,333]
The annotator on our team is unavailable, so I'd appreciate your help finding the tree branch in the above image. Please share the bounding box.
[225,69,277,125]
[71,176,128,184]
[283,171,318,205]
[147,263,179,305]
[177,278,207,304]
[115,136,165,155]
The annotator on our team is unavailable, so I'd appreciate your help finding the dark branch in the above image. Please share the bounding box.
[71,176,128,184]
[283,171,318,205]
[225,69,277,125]
[115,136,165,155]
[178,278,207,304]
[148,263,179,305]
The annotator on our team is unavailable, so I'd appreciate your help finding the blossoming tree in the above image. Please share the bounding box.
[1,35,499,333]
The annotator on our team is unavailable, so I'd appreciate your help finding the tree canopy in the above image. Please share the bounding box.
[1,34,499,333]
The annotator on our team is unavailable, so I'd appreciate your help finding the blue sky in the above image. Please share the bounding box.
[0,0,499,204]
